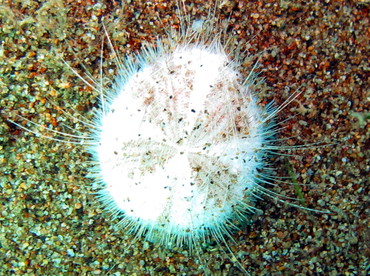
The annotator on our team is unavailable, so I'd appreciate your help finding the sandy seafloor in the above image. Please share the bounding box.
[0,0,369,275]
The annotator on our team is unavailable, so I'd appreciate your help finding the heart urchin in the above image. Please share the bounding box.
[89,21,276,250]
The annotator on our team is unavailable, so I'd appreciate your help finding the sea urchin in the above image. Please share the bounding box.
[89,17,277,251]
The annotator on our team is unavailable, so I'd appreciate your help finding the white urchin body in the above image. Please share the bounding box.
[89,30,273,248]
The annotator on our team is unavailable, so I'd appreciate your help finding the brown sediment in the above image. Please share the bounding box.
[0,0,368,275]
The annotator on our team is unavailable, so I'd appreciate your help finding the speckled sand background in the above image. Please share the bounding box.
[0,0,369,275]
